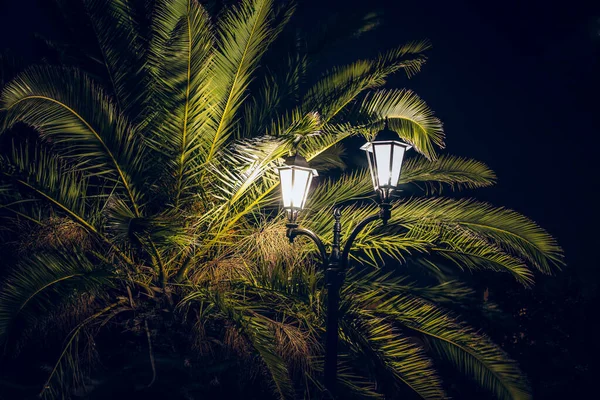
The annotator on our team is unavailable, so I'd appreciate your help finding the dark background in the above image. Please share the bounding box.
[1,0,598,398]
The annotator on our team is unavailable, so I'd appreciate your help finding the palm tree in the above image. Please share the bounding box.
[0,0,563,399]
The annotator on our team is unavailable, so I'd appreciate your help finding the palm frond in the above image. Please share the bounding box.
[368,293,531,400]
[347,270,476,305]
[207,136,288,204]
[269,108,323,139]
[0,252,113,346]
[389,198,564,275]
[148,0,214,206]
[400,155,496,193]
[301,121,368,161]
[432,228,535,287]
[305,169,372,211]
[336,356,383,398]
[342,311,447,399]
[84,0,148,120]
[359,89,444,160]
[0,142,90,222]
[242,52,307,138]
[204,0,281,164]
[0,142,135,266]
[232,314,295,399]
[360,222,536,285]
[184,290,296,399]
[308,144,347,171]
[40,300,125,399]
[0,66,146,215]
[303,41,431,123]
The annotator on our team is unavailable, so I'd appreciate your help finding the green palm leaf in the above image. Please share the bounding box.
[0,252,113,345]
[376,294,531,400]
[432,228,535,286]
[204,0,280,164]
[242,52,307,138]
[359,89,444,160]
[0,66,146,216]
[342,311,447,399]
[389,198,564,275]
[84,0,148,120]
[401,155,496,193]
[303,41,431,123]
[148,0,214,206]
[0,142,135,266]
[1,142,90,221]
[305,170,373,210]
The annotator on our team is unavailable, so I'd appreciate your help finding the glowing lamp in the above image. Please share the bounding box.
[277,154,318,221]
[360,124,412,203]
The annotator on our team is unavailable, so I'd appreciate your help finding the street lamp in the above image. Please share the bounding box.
[277,122,411,397]
[277,153,319,223]
[361,122,412,204]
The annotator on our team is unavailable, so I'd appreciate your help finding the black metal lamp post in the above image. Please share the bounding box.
[277,123,412,398]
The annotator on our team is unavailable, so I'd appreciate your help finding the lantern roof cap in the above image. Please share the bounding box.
[374,124,401,141]
[284,153,310,168]
[281,153,318,175]
[360,132,413,151]
[360,119,413,150]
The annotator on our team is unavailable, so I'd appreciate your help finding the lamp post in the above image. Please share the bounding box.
[277,123,412,398]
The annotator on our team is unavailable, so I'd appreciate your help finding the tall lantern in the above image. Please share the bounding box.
[360,122,412,203]
[277,154,318,222]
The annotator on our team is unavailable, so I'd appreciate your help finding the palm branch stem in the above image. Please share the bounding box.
[0,203,44,225]
[174,4,194,208]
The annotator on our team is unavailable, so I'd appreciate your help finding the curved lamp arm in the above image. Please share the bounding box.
[286,224,328,265]
[340,203,391,268]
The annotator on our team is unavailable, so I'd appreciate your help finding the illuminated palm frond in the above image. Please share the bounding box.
[203,0,281,165]
[341,311,446,399]
[303,41,431,123]
[383,294,529,400]
[389,198,564,275]
[348,278,530,400]
[147,0,214,206]
[359,89,444,160]
[400,155,496,193]
[242,52,307,138]
[0,66,146,215]
[0,142,91,222]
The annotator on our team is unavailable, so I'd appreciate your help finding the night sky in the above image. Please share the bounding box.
[1,0,598,397]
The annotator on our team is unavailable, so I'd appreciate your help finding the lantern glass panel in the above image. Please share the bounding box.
[374,143,393,187]
[390,144,406,187]
[279,168,294,208]
[292,168,311,209]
